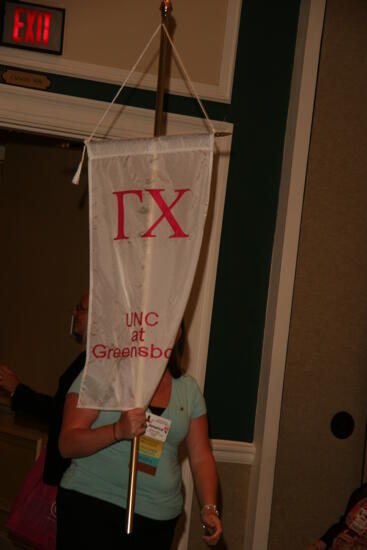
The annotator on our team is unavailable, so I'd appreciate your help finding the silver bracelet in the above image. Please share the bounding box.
[200,504,219,518]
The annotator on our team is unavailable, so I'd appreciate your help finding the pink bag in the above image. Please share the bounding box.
[6,448,57,550]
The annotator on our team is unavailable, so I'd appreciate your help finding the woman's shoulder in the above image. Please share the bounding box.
[174,373,202,394]
[173,374,206,418]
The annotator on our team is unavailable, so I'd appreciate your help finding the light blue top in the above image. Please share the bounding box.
[60,371,206,520]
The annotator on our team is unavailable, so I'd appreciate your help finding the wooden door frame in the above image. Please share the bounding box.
[243,1,326,548]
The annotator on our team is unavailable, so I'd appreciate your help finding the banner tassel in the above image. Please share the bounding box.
[72,144,87,186]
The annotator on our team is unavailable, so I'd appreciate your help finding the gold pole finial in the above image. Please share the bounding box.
[161,0,172,18]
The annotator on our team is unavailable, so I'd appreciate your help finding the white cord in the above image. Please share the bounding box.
[72,23,161,185]
[86,23,162,145]
[72,21,218,185]
[161,23,216,135]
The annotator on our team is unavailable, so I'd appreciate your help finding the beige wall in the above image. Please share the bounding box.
[269,1,367,548]
[58,0,228,85]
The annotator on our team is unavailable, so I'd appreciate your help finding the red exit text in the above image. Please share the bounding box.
[13,7,52,46]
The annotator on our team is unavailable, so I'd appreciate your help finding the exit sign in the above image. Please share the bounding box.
[1,1,65,55]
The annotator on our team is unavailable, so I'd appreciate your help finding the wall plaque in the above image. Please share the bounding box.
[2,68,51,90]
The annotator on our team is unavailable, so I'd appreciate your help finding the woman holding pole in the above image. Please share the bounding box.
[57,324,223,548]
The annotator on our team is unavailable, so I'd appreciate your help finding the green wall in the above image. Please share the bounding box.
[205,3,301,441]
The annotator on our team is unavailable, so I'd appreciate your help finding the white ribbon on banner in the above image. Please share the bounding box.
[78,133,214,411]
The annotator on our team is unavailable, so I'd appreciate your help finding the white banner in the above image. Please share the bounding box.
[78,133,214,410]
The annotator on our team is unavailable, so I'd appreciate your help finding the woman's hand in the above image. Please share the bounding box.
[59,394,148,458]
[201,507,223,546]
[0,365,20,394]
[114,409,147,440]
[185,415,223,546]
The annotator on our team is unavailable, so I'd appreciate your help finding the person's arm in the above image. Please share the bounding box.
[185,414,223,546]
[0,365,20,394]
[0,364,53,420]
[307,485,367,549]
[59,393,147,458]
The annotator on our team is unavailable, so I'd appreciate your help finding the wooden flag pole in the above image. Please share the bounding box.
[154,0,172,137]
[125,0,172,535]
[125,434,139,534]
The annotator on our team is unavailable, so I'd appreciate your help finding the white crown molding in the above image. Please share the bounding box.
[0,84,232,140]
[0,84,153,139]
[0,0,242,103]
[212,439,255,465]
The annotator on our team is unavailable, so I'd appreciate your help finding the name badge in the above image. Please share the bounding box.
[137,413,171,476]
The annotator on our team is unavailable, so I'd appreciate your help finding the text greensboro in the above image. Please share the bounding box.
[92,343,172,360]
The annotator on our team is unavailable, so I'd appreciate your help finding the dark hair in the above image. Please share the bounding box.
[167,320,186,379]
